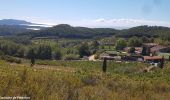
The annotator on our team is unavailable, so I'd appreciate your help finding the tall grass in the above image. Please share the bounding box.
[0,60,170,100]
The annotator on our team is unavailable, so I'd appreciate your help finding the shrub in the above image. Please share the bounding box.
[63,54,80,60]
[0,55,21,64]
[54,50,62,60]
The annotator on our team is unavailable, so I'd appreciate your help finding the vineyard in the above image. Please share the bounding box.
[0,60,170,100]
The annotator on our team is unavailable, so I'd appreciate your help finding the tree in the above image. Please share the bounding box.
[27,48,35,66]
[160,57,165,69]
[92,40,99,49]
[0,40,25,57]
[141,36,150,43]
[150,37,154,43]
[142,46,147,56]
[79,43,90,58]
[128,37,142,47]
[102,58,107,73]
[37,45,52,59]
[142,46,150,56]
[115,38,127,50]
[129,47,135,53]
[160,32,170,41]
[54,50,62,60]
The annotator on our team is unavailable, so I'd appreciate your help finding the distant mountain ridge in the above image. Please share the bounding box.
[0,19,49,35]
[20,24,118,38]
[0,19,33,25]
[1,19,170,39]
[20,24,170,39]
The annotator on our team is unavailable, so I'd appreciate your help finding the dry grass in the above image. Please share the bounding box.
[0,60,170,100]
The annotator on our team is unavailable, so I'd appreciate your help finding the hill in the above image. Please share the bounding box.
[117,25,170,38]
[1,20,170,39]
[20,24,118,39]
[0,25,30,35]
[19,25,170,39]
[0,19,33,25]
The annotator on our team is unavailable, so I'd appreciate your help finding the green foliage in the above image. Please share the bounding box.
[0,40,25,57]
[20,24,117,39]
[141,36,150,43]
[4,36,31,45]
[102,58,107,72]
[0,25,29,35]
[54,50,62,60]
[0,55,21,64]
[142,46,150,56]
[129,47,135,53]
[79,43,90,58]
[128,37,142,47]
[36,44,52,59]
[160,32,170,41]
[1,60,170,99]
[27,48,36,66]
[117,25,170,38]
[115,38,127,50]
[63,54,80,60]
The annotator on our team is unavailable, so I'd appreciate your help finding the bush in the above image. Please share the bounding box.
[0,55,21,64]
[54,50,62,60]
[63,54,80,60]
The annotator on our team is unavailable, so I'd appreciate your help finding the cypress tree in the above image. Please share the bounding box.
[160,56,165,69]
[27,48,35,67]
[102,58,107,72]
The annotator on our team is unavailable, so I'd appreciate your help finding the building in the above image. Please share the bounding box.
[99,51,121,60]
[143,56,163,63]
[143,43,158,48]
[124,47,143,54]
[150,45,168,54]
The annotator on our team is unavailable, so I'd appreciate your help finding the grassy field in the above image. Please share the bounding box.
[0,60,170,100]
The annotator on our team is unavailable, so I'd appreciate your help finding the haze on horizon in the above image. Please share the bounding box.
[0,0,170,29]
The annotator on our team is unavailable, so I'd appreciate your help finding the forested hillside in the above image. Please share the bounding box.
[19,24,118,39]
[0,25,30,35]
[117,26,170,38]
[18,25,170,39]
[0,19,48,36]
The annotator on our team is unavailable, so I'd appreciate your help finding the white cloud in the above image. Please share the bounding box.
[62,19,170,29]
[95,18,105,22]
[68,18,170,29]
[14,17,170,29]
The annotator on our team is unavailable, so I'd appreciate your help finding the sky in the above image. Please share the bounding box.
[0,0,170,28]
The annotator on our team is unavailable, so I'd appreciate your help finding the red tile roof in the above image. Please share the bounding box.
[144,56,162,60]
[151,45,168,53]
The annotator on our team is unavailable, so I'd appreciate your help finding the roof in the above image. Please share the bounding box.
[151,45,168,53]
[144,56,162,60]
[100,56,115,60]
[124,47,143,53]
[143,43,158,46]
[143,43,158,47]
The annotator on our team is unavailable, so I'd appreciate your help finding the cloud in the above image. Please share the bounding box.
[66,18,170,29]
[95,18,105,22]
[19,17,170,29]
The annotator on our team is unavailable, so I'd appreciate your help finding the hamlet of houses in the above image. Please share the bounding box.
[99,43,170,67]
